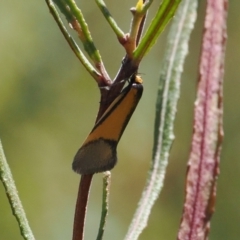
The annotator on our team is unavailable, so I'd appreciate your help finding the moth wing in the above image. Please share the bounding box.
[73,139,117,174]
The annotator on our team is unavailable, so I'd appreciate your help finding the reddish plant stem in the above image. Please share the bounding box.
[72,174,93,240]
[177,0,228,239]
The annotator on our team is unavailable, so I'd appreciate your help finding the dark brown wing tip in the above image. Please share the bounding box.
[72,139,118,175]
[72,157,117,175]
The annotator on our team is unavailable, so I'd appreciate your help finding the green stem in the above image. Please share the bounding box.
[142,0,154,12]
[95,0,125,40]
[52,0,111,83]
[46,0,102,83]
[132,0,181,64]
[0,140,35,240]
[96,172,111,240]
[125,0,198,239]
[62,0,102,63]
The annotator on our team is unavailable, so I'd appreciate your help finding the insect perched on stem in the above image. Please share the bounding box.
[72,75,143,175]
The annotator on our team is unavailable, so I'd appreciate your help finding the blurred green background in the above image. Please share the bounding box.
[0,1,239,239]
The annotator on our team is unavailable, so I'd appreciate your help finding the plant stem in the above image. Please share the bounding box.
[96,172,111,240]
[50,0,111,84]
[72,174,93,240]
[56,0,102,63]
[95,0,125,40]
[0,141,35,240]
[125,0,198,239]
[178,0,227,238]
[46,0,102,83]
[133,0,181,65]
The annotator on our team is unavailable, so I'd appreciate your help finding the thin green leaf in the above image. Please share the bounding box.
[95,0,125,40]
[125,0,198,239]
[0,141,35,240]
[46,0,102,83]
[132,0,181,64]
[96,172,111,240]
